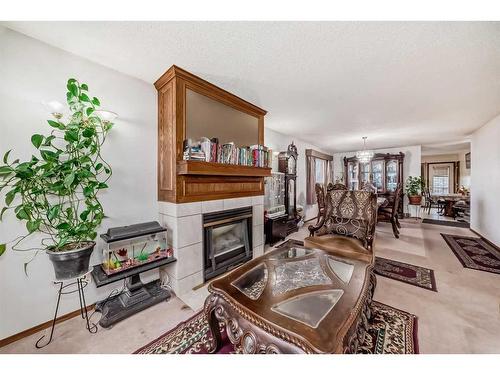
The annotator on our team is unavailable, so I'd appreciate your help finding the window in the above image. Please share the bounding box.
[432,176,449,195]
[432,166,450,194]
[306,149,333,205]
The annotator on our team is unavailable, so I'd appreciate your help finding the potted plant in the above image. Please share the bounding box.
[0,78,115,279]
[405,176,424,205]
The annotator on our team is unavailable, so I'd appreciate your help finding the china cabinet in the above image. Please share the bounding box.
[344,152,405,216]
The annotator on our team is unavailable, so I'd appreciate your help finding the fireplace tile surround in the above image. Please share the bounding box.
[159,196,265,297]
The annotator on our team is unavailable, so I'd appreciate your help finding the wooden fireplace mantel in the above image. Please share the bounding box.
[155,65,269,203]
[177,160,272,177]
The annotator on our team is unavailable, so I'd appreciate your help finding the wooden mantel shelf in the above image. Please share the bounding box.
[177,160,271,177]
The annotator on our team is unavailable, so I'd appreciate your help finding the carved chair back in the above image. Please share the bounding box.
[361,182,377,193]
[310,189,377,250]
[391,184,402,217]
[328,183,348,191]
[423,187,436,205]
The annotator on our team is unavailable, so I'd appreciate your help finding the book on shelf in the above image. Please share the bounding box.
[200,137,212,162]
[182,139,206,161]
[183,138,272,168]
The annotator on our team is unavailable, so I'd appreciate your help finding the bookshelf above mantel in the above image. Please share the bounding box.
[156,65,268,203]
[177,160,272,177]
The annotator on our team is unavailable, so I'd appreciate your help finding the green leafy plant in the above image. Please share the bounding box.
[405,176,424,196]
[0,78,114,258]
[136,252,149,262]
[134,243,149,262]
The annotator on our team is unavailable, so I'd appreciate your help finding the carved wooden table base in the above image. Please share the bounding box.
[204,272,377,354]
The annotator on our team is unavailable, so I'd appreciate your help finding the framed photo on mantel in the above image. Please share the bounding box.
[465,152,471,169]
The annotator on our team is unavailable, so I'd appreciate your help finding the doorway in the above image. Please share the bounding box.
[420,142,471,226]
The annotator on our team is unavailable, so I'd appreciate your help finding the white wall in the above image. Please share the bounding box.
[264,128,331,221]
[333,145,422,213]
[471,115,500,246]
[0,28,158,339]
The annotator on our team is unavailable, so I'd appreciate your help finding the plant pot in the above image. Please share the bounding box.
[46,241,95,280]
[408,195,422,205]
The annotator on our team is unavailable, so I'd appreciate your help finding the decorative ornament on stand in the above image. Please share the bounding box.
[42,100,65,120]
[94,110,118,125]
[356,136,374,164]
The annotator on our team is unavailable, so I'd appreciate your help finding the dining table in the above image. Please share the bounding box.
[432,194,470,217]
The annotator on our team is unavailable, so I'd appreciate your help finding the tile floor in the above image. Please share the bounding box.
[421,207,460,222]
[1,218,499,354]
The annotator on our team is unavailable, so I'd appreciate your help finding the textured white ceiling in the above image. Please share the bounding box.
[421,140,471,155]
[4,21,500,152]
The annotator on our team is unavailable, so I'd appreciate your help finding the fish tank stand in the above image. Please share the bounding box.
[91,222,177,328]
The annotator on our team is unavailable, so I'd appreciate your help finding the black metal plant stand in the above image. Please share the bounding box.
[35,269,97,349]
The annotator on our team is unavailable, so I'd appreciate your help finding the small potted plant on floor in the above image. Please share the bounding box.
[405,176,424,205]
[0,78,116,279]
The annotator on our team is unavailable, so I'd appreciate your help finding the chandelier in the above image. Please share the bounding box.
[356,137,374,163]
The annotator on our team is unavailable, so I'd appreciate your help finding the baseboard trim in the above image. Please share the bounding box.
[469,228,499,249]
[0,303,95,349]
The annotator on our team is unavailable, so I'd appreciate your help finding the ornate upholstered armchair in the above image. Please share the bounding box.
[306,189,377,263]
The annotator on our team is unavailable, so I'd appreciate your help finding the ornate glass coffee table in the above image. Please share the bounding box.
[204,243,376,353]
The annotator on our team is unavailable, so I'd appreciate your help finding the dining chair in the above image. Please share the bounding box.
[377,184,402,238]
[424,188,444,214]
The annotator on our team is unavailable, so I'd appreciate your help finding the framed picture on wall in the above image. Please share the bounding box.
[465,152,471,169]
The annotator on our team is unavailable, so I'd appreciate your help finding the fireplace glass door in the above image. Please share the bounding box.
[203,207,253,281]
[211,222,247,260]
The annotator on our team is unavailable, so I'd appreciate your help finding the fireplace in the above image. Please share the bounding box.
[203,207,253,281]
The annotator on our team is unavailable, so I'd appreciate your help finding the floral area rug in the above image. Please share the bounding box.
[374,257,437,292]
[278,239,438,291]
[134,301,418,354]
[441,234,500,275]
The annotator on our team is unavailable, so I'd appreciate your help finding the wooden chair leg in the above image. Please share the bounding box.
[390,218,400,239]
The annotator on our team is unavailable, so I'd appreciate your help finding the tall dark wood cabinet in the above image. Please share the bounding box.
[278,143,299,236]
[264,143,300,245]
[344,152,405,216]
